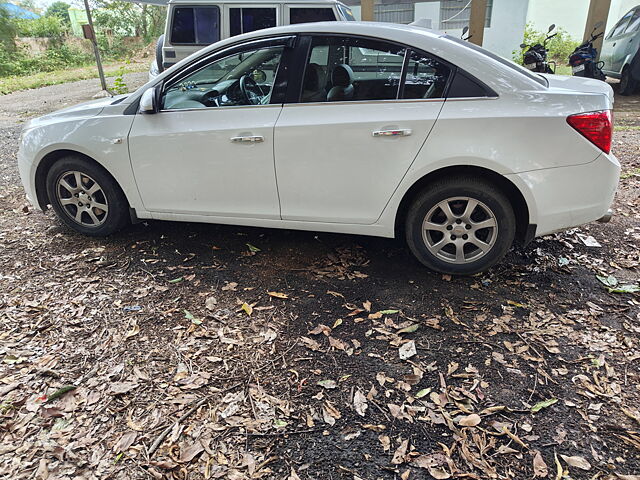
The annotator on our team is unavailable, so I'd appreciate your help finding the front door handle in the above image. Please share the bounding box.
[372,129,412,137]
[231,135,264,143]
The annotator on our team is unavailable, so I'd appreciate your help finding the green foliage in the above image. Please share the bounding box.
[0,43,92,77]
[111,63,129,94]
[15,16,67,38]
[513,23,580,66]
[94,1,165,41]
[0,5,17,51]
[45,1,71,26]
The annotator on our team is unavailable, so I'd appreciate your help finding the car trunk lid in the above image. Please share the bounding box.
[539,73,614,106]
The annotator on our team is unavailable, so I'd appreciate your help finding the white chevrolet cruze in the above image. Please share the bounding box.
[18,22,620,275]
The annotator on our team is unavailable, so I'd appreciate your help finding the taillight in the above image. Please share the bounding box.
[566,110,612,154]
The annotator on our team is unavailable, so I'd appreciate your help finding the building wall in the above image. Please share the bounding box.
[413,0,529,59]
[526,0,639,41]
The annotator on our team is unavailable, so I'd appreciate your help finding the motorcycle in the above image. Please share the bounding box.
[461,26,472,41]
[521,24,557,74]
[568,21,606,81]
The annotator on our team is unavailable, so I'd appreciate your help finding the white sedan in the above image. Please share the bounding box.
[18,22,620,275]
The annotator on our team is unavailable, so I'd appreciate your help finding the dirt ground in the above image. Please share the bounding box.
[0,77,639,480]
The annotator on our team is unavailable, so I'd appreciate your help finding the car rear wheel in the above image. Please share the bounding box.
[46,156,130,236]
[405,177,516,275]
[619,66,638,96]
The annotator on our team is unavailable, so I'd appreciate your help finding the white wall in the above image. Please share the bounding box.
[483,0,529,59]
[418,0,529,59]
[414,1,440,28]
[526,0,640,41]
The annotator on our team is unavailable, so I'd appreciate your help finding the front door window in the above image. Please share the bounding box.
[162,45,285,110]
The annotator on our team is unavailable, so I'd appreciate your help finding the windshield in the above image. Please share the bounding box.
[444,35,548,87]
[337,4,356,21]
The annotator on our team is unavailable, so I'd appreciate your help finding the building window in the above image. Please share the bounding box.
[440,0,493,30]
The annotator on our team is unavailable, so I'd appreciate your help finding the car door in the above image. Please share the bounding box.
[621,8,640,65]
[128,37,292,219]
[603,8,635,73]
[273,35,452,224]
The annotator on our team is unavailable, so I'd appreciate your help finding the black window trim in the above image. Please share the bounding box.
[156,35,296,112]
[170,5,221,47]
[287,33,495,105]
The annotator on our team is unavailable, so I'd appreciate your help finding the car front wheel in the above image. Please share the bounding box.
[619,66,638,96]
[405,177,516,275]
[46,156,130,236]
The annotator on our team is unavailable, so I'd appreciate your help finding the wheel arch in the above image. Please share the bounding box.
[394,165,531,243]
[34,149,128,212]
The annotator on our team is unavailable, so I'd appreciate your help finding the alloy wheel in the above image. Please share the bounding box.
[421,196,498,264]
[56,171,109,227]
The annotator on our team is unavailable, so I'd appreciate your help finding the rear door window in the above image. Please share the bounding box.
[230,7,277,36]
[289,7,336,24]
[402,50,451,99]
[171,6,220,45]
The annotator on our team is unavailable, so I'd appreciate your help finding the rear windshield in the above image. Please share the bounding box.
[444,35,548,87]
[337,4,356,21]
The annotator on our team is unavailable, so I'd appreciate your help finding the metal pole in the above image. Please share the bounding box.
[361,0,375,21]
[583,0,611,59]
[82,0,108,92]
[468,0,487,46]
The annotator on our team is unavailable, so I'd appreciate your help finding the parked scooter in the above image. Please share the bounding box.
[521,24,557,74]
[461,26,472,41]
[568,21,606,81]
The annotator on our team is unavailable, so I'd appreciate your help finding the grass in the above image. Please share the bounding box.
[553,64,572,76]
[0,61,149,95]
[615,125,640,131]
[621,167,640,179]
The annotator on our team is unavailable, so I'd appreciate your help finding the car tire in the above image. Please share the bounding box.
[155,34,165,73]
[619,66,637,96]
[405,177,516,275]
[46,156,130,237]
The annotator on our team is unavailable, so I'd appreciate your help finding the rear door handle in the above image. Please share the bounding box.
[231,135,264,143]
[372,129,412,137]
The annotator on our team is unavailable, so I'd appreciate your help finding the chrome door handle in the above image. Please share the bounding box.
[231,135,264,143]
[372,129,412,137]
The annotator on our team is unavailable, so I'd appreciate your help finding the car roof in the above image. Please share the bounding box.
[167,0,342,4]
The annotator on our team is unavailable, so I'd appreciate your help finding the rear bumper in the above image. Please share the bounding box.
[507,152,620,237]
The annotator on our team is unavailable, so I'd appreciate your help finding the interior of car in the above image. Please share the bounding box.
[162,46,283,109]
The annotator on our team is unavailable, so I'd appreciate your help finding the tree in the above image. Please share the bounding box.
[0,5,17,51]
[45,1,71,26]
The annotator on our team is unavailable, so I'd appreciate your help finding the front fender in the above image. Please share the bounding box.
[21,115,145,213]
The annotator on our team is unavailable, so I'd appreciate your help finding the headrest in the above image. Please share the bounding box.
[331,64,354,87]
[304,63,323,90]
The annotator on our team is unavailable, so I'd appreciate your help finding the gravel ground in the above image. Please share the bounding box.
[0,72,148,128]
[0,78,638,480]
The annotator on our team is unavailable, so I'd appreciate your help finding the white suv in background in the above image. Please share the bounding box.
[600,4,640,95]
[150,0,355,77]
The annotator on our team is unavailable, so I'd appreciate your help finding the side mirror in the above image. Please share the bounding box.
[548,24,555,32]
[139,87,158,114]
[462,26,469,35]
[594,21,604,30]
[520,43,527,49]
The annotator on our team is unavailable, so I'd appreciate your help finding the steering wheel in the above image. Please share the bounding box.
[239,74,262,105]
